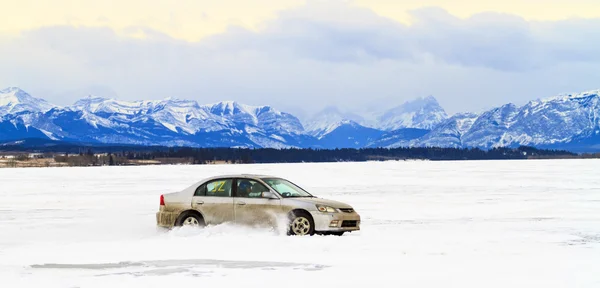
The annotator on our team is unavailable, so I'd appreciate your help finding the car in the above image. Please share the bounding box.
[156,174,360,236]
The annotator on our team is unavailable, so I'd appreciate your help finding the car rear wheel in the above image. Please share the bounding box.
[176,211,205,227]
[183,216,200,226]
[287,211,315,236]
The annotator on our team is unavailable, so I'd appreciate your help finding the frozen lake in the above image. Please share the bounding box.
[1,159,599,287]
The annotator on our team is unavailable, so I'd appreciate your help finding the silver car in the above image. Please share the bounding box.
[156,174,361,236]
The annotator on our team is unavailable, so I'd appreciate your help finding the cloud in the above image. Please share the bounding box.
[405,7,600,70]
[1,1,600,119]
[200,1,411,63]
[200,3,600,70]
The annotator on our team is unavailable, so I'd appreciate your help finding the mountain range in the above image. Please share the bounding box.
[1,86,599,152]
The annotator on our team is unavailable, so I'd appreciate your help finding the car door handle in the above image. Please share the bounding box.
[194,201,204,205]
[236,201,246,205]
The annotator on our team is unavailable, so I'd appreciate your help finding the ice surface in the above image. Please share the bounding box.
[1,160,599,287]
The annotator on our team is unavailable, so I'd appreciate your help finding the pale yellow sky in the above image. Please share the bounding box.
[2,0,599,41]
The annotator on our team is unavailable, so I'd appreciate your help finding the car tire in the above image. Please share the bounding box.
[287,211,315,236]
[176,212,205,228]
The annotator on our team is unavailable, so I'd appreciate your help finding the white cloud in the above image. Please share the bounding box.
[0,1,599,120]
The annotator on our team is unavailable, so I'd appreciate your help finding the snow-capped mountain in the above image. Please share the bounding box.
[373,95,448,131]
[403,113,480,148]
[0,89,312,148]
[303,97,448,144]
[314,120,384,149]
[0,87,55,117]
[70,96,227,134]
[1,87,600,152]
[406,90,600,151]
[304,106,367,139]
[365,128,431,148]
[204,101,305,136]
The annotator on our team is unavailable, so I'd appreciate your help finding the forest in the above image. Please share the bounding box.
[51,145,580,166]
[0,138,587,167]
[119,145,577,164]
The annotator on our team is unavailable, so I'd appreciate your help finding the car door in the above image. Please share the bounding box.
[191,178,235,225]
[233,178,282,227]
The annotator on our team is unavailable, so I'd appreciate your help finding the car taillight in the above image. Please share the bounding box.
[160,194,165,206]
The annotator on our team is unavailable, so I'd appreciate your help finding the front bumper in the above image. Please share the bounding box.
[309,210,361,232]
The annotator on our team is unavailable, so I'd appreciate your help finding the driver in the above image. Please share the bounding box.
[238,180,267,198]
[238,180,252,197]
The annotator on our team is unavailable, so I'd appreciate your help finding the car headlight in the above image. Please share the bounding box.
[316,205,337,213]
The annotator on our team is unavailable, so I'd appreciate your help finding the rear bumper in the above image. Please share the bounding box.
[156,211,179,228]
[309,211,361,232]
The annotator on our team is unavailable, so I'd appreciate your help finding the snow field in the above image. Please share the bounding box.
[1,159,599,287]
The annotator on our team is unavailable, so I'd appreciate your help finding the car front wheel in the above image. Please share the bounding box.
[287,211,315,236]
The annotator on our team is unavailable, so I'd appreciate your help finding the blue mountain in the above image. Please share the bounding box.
[314,120,385,149]
[1,87,600,152]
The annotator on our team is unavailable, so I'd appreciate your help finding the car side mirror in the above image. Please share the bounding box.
[262,191,278,199]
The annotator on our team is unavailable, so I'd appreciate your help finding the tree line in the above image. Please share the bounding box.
[0,137,584,167]
[111,145,577,164]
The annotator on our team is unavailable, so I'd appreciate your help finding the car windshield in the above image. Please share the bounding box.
[261,178,313,198]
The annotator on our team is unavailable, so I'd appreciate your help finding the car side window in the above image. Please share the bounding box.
[205,179,232,197]
[236,179,270,198]
[194,184,206,196]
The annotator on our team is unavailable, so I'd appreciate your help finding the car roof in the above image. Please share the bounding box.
[201,174,280,181]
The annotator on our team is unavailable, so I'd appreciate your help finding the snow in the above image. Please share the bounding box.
[375,95,448,131]
[244,125,260,134]
[1,159,599,287]
[38,129,58,140]
[305,97,448,138]
[0,91,19,107]
[203,101,262,121]
[0,87,55,116]
[455,113,479,134]
[269,134,286,142]
[542,89,600,103]
[304,106,367,138]
[160,121,179,133]
[247,134,296,149]
[311,121,344,139]
[71,96,161,115]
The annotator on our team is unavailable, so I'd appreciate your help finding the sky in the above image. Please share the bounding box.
[1,0,600,120]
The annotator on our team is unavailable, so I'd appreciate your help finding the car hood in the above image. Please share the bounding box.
[288,197,353,209]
